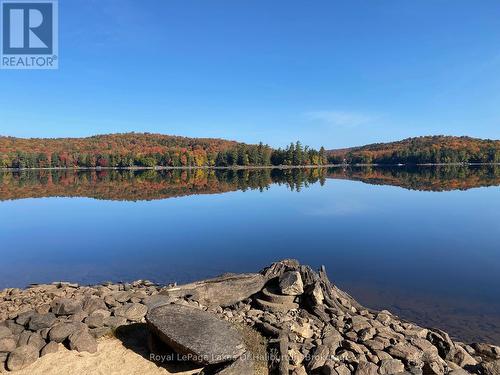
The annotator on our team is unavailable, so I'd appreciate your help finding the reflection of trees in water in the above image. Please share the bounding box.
[0,168,327,201]
[327,165,500,191]
[0,165,499,201]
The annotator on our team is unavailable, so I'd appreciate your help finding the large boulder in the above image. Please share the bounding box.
[158,273,265,307]
[146,304,246,365]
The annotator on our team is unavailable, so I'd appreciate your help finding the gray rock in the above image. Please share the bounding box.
[51,298,83,316]
[28,313,57,331]
[472,343,500,360]
[82,297,107,314]
[323,326,343,352]
[0,336,17,352]
[146,304,246,365]
[103,316,127,329]
[255,298,299,313]
[112,291,132,303]
[104,295,120,307]
[84,315,101,329]
[68,329,97,353]
[0,327,12,340]
[422,361,444,375]
[388,342,423,363]
[309,282,324,305]
[6,345,39,371]
[261,259,301,280]
[260,286,296,304]
[114,303,148,322]
[40,341,59,356]
[355,361,379,375]
[307,345,329,371]
[142,295,177,310]
[452,345,477,367]
[358,327,376,342]
[159,273,265,307]
[27,332,46,352]
[15,311,34,327]
[351,315,372,332]
[16,330,31,347]
[378,359,405,374]
[342,340,364,355]
[334,364,351,375]
[39,328,51,340]
[427,329,456,360]
[48,322,86,343]
[67,311,88,323]
[5,321,25,335]
[279,271,304,296]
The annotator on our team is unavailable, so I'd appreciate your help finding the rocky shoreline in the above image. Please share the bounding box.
[1,260,499,374]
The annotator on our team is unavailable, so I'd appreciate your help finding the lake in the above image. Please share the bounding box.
[1,166,499,344]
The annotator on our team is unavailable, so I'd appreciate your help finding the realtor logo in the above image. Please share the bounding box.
[1,0,58,69]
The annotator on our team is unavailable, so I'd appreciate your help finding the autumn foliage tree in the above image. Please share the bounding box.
[0,133,327,168]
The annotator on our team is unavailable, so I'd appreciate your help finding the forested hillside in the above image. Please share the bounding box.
[0,133,327,168]
[328,136,500,164]
[2,133,499,168]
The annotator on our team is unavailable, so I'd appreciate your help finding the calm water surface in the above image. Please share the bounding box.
[1,167,499,344]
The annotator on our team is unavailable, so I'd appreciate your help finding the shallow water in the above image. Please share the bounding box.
[1,166,499,344]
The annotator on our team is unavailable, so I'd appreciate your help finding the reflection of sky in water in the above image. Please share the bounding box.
[1,178,500,342]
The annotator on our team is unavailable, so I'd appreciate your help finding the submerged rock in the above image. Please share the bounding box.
[146,304,246,365]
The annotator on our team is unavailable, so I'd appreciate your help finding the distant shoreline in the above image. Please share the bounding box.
[1,162,499,172]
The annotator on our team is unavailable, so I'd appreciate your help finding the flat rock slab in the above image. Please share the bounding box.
[146,305,246,365]
[159,273,265,307]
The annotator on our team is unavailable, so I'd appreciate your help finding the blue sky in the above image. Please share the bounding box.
[1,0,500,149]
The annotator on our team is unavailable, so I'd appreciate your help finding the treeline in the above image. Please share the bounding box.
[328,136,500,165]
[0,133,328,168]
[214,142,327,167]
